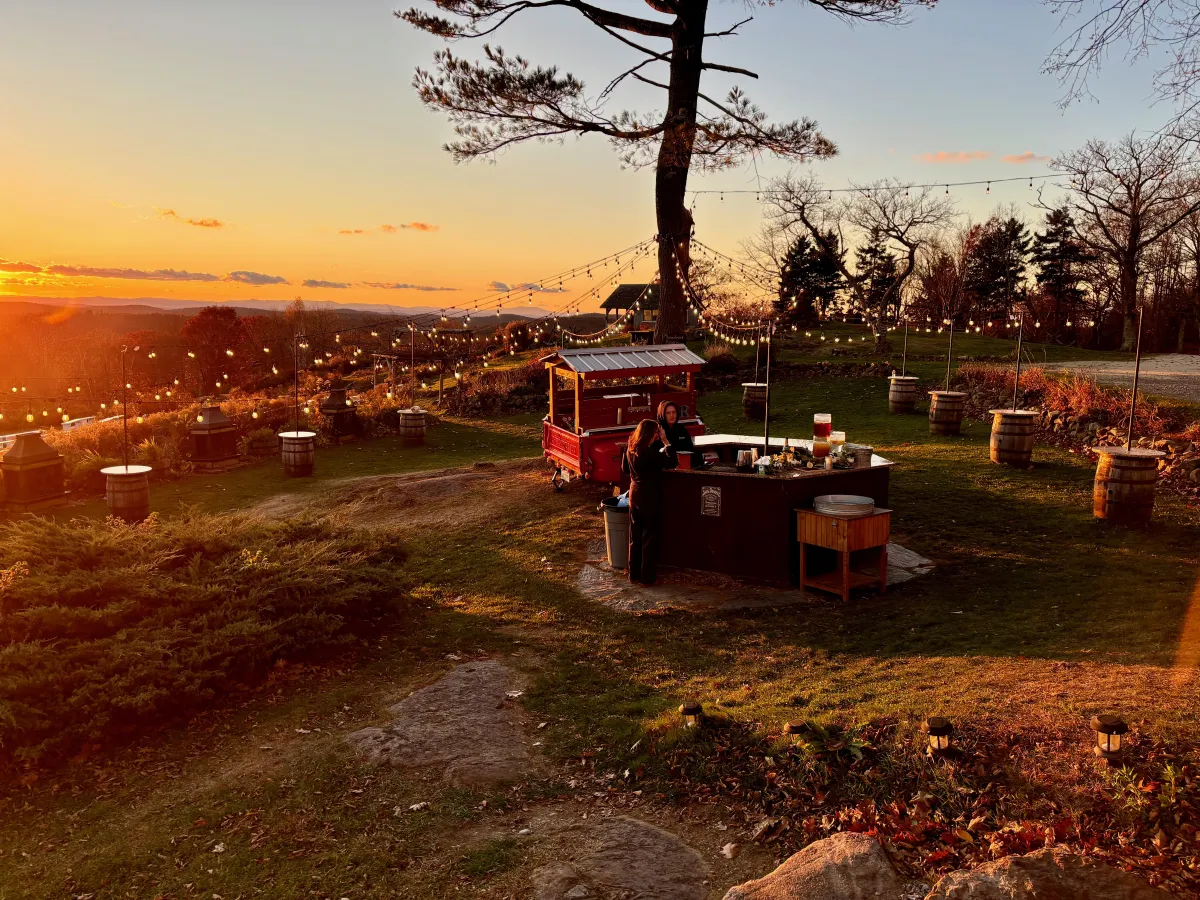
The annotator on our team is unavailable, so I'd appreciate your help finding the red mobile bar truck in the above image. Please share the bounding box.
[539,344,707,488]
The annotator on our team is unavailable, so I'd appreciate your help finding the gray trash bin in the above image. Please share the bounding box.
[601,496,629,570]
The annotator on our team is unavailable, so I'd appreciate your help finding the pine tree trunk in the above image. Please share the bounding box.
[654,4,706,345]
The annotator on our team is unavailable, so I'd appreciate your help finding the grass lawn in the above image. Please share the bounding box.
[2,373,1198,898]
[57,412,542,518]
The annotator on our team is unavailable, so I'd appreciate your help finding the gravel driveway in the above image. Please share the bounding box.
[1045,354,1200,405]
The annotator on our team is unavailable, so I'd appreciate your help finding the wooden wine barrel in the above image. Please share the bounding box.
[742,383,767,420]
[888,376,919,414]
[279,431,316,478]
[989,409,1038,468]
[928,391,967,436]
[1093,446,1165,525]
[398,408,427,445]
[101,465,152,522]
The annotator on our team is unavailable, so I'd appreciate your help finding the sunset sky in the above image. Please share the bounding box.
[0,0,1173,312]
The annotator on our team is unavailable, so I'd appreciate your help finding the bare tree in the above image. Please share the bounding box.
[1048,131,1200,348]
[911,223,979,328]
[764,174,957,349]
[1044,0,1200,131]
[399,0,935,343]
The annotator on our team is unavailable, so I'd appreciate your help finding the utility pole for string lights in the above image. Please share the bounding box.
[293,333,303,433]
[901,319,909,377]
[121,345,129,469]
[944,319,954,392]
[410,322,416,407]
[1126,307,1145,453]
[762,320,774,459]
[1012,313,1024,412]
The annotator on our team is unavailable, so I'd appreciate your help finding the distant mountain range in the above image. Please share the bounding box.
[0,295,556,319]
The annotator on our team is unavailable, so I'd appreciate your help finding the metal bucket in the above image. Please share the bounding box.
[601,496,629,570]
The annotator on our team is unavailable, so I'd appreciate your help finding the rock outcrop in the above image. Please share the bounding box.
[531,816,708,900]
[345,659,533,787]
[722,832,909,899]
[926,847,1172,899]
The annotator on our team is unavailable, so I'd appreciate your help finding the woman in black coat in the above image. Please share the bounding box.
[656,400,695,459]
[621,418,678,586]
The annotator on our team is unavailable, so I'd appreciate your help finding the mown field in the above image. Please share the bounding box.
[0,362,1197,898]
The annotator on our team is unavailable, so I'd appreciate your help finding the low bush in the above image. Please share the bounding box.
[952,364,1183,437]
[0,512,408,769]
[442,359,546,416]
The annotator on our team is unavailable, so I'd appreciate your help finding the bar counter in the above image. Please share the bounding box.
[659,434,892,587]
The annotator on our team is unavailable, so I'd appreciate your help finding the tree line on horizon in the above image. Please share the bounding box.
[749,130,1200,355]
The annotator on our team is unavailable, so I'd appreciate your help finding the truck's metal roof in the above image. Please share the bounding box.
[540,343,705,375]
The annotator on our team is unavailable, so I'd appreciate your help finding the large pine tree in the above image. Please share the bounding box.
[855,232,899,321]
[399,0,933,343]
[963,215,1031,322]
[1032,206,1091,341]
[775,232,844,326]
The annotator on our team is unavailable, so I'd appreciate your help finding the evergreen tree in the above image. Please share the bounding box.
[963,216,1031,322]
[775,231,844,325]
[855,232,899,321]
[1032,206,1091,340]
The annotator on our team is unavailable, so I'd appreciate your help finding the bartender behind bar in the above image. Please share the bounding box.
[656,400,696,460]
[621,419,678,586]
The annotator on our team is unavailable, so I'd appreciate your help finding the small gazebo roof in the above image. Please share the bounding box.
[539,344,704,379]
[2,432,61,465]
[193,405,233,432]
[601,284,659,311]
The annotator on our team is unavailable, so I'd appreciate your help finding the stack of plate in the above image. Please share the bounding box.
[814,494,875,518]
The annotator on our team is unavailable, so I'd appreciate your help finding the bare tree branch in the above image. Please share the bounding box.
[1046,129,1200,347]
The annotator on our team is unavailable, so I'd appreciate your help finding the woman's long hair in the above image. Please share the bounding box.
[656,400,678,428]
[627,418,658,459]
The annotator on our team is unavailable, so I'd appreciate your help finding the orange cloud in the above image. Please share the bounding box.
[0,259,42,273]
[380,223,438,233]
[1001,151,1051,165]
[156,207,224,228]
[339,228,366,235]
[1,257,291,284]
[915,150,991,164]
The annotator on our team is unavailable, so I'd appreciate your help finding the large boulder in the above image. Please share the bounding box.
[925,847,1171,899]
[723,832,908,899]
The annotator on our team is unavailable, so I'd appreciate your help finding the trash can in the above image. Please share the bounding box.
[601,496,629,570]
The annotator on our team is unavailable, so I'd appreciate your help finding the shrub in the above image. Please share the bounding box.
[442,359,546,416]
[702,338,735,360]
[952,364,1174,436]
[0,512,408,769]
[702,352,739,376]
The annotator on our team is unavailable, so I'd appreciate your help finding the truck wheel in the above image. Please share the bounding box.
[551,467,565,492]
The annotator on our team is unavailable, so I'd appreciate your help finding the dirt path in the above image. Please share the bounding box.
[250,456,548,529]
[1046,353,1200,404]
